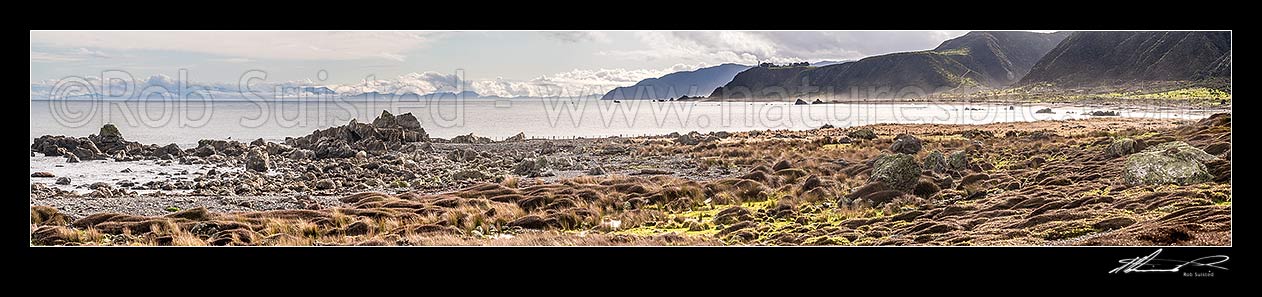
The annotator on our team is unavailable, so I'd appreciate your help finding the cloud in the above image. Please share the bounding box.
[327,63,709,98]
[211,58,254,63]
[30,31,443,61]
[30,51,83,62]
[540,31,611,43]
[30,48,110,63]
[77,48,110,59]
[28,73,333,100]
[603,31,968,65]
[30,61,713,99]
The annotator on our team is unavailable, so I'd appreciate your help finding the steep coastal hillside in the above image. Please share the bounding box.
[709,31,1069,100]
[1019,31,1232,87]
[602,64,750,100]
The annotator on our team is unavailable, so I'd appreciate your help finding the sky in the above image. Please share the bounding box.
[30,30,974,97]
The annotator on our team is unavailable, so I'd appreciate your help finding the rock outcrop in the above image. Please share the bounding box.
[285,111,429,159]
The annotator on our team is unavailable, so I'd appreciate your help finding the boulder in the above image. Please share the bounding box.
[372,110,397,128]
[870,153,921,191]
[395,113,424,132]
[674,131,705,145]
[1105,138,1142,158]
[1123,142,1216,186]
[288,149,315,160]
[890,134,922,154]
[922,151,947,173]
[513,158,549,177]
[56,177,72,185]
[1035,108,1054,114]
[505,132,527,142]
[158,143,184,157]
[947,150,969,172]
[31,172,55,178]
[1146,141,1218,163]
[314,179,337,190]
[98,124,123,143]
[1088,110,1119,116]
[245,147,271,172]
[847,128,877,140]
[450,133,492,144]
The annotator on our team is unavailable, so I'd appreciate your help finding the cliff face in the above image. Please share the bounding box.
[1019,31,1232,87]
[602,64,750,100]
[709,31,1069,99]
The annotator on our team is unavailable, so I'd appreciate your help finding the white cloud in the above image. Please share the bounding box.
[211,58,254,63]
[326,63,709,98]
[540,31,612,43]
[603,31,968,65]
[30,51,83,62]
[77,48,110,59]
[30,31,442,61]
[30,48,110,63]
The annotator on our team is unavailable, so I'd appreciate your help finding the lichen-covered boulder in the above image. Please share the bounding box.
[947,150,969,172]
[1123,141,1216,186]
[870,153,921,191]
[923,151,947,173]
[1105,138,1141,158]
[1146,141,1218,163]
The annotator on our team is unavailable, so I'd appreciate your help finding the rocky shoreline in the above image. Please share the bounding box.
[30,111,1232,246]
[31,110,729,218]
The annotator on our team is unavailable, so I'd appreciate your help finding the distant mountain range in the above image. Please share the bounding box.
[343,90,493,99]
[708,31,1070,99]
[811,60,850,67]
[1018,31,1232,87]
[601,63,750,100]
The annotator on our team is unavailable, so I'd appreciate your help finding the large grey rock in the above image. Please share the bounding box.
[1123,141,1216,186]
[870,153,921,191]
[923,151,947,173]
[514,158,549,177]
[245,147,271,172]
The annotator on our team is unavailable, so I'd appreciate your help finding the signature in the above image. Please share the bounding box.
[1110,249,1229,274]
